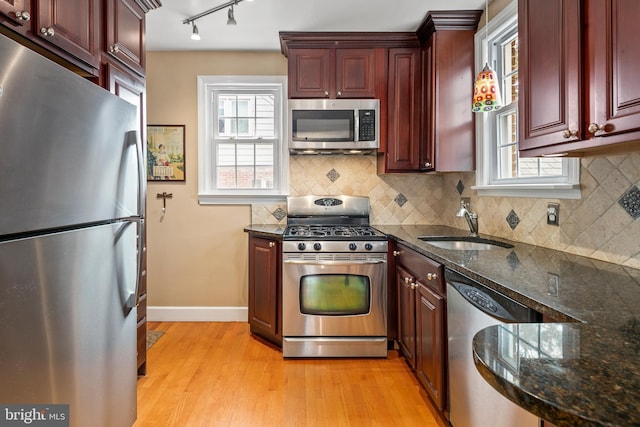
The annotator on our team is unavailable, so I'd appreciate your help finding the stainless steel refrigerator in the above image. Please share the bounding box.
[0,34,144,426]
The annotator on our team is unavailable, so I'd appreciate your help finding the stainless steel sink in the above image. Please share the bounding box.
[417,236,514,250]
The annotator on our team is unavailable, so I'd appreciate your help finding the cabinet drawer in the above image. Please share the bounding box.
[395,244,444,294]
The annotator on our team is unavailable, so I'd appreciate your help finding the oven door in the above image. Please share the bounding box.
[282,254,387,338]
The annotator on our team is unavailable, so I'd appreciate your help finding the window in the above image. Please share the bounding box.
[473,1,580,199]
[197,76,288,204]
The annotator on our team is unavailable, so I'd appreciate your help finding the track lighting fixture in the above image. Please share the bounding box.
[183,0,253,39]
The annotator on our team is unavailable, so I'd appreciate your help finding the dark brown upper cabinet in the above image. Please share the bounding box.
[105,0,147,76]
[279,32,417,100]
[0,0,31,35]
[34,0,101,70]
[519,0,640,157]
[415,10,482,173]
[286,47,377,99]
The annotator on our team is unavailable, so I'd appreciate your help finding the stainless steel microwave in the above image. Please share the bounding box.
[288,99,380,154]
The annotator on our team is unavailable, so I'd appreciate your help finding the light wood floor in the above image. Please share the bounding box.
[134,322,446,427]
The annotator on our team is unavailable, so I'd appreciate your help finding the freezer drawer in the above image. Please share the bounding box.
[0,222,138,427]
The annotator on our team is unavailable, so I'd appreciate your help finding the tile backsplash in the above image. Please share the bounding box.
[251,152,640,269]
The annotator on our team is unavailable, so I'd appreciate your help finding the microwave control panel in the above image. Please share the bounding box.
[358,110,376,141]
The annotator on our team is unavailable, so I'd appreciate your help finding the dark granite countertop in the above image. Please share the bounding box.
[245,223,640,425]
[374,225,640,426]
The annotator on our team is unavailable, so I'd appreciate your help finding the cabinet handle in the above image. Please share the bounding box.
[15,11,30,21]
[109,44,121,54]
[587,123,607,134]
[562,129,578,139]
[40,27,55,37]
[268,241,275,248]
[393,250,401,256]
[426,272,438,281]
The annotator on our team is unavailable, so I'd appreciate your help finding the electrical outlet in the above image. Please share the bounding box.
[547,273,560,297]
[461,197,471,209]
[547,203,560,226]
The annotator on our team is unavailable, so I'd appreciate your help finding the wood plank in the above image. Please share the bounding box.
[134,322,445,426]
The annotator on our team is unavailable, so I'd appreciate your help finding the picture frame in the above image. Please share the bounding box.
[146,125,186,181]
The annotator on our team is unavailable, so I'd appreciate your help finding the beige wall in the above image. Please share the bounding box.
[145,51,287,309]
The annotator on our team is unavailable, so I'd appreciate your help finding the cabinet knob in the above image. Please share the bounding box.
[268,241,275,248]
[587,123,607,134]
[426,272,438,281]
[336,91,342,97]
[323,91,329,97]
[424,162,432,168]
[393,250,401,256]
[562,129,578,139]
[40,27,55,37]
[15,11,30,21]
[109,44,121,54]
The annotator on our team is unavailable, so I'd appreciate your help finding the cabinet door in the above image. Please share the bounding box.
[105,0,145,76]
[416,283,445,411]
[396,264,416,369]
[518,0,582,152]
[518,0,584,150]
[335,48,376,98]
[587,0,640,141]
[35,0,101,69]
[248,236,281,344]
[0,0,30,32]
[384,48,421,172]
[288,49,332,98]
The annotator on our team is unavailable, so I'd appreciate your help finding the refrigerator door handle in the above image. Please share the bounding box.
[126,130,145,310]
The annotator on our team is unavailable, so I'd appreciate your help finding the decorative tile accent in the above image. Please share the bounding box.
[618,185,640,219]
[456,180,465,195]
[506,209,520,230]
[272,208,286,222]
[394,193,407,207]
[326,168,340,182]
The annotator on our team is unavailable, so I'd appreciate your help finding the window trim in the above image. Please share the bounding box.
[472,0,581,200]
[197,75,288,205]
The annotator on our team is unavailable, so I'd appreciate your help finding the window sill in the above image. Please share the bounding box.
[198,193,288,205]
[472,183,581,200]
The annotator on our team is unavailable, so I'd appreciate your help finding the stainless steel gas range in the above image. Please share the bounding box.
[282,195,388,358]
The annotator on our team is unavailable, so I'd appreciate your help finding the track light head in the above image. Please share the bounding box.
[190,21,201,40]
[227,5,237,25]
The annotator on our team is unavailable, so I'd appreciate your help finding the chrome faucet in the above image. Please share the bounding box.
[457,200,479,237]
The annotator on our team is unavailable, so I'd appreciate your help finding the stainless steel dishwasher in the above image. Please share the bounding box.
[446,268,541,427]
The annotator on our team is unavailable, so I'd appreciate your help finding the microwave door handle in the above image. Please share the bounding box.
[354,111,359,142]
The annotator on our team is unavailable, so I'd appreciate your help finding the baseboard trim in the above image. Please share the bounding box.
[147,306,248,322]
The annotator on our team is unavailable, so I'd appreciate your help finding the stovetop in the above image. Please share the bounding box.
[283,224,386,240]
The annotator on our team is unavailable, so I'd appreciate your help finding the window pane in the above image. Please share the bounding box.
[498,145,517,178]
[217,143,236,166]
[518,158,539,178]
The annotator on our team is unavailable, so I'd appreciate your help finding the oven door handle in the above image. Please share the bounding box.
[283,260,386,266]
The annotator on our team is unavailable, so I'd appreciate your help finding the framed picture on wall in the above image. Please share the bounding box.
[147,125,186,181]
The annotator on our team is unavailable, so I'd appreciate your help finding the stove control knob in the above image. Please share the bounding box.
[313,243,322,251]
[364,243,373,251]
[297,243,306,251]
[349,243,358,251]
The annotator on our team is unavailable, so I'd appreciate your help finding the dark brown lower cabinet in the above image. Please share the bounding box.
[416,282,445,410]
[248,235,282,346]
[394,243,447,413]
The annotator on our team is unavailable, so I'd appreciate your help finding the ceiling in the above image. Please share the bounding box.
[146,0,488,52]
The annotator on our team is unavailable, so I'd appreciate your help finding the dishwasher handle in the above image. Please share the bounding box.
[445,268,540,323]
